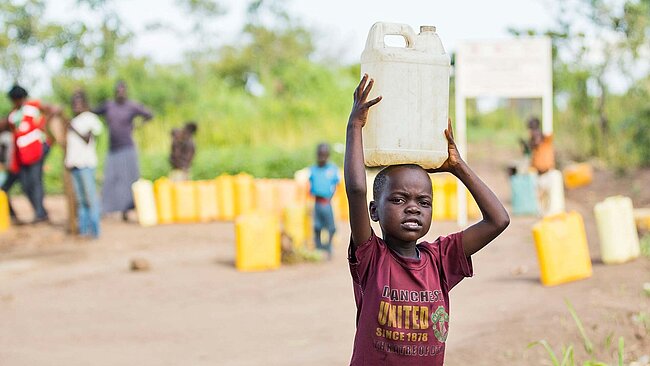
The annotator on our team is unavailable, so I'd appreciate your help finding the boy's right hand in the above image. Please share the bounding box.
[348,74,382,128]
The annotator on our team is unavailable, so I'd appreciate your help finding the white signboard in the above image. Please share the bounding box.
[454,37,553,226]
[456,38,552,98]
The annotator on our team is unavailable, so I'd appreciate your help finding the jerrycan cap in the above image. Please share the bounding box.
[420,25,436,33]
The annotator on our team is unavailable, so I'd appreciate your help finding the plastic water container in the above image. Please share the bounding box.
[254,179,277,214]
[563,163,593,189]
[361,22,450,169]
[284,204,309,250]
[332,177,349,221]
[195,180,219,222]
[532,211,592,286]
[293,168,311,207]
[235,213,281,271]
[216,175,235,221]
[275,179,300,213]
[234,173,255,216]
[594,196,640,264]
[132,179,158,227]
[634,208,650,231]
[538,169,565,216]
[154,178,174,224]
[511,173,539,216]
[0,190,10,232]
[172,181,197,223]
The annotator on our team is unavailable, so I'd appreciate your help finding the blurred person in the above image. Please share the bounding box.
[93,80,153,221]
[344,75,509,365]
[523,116,554,174]
[309,143,340,259]
[65,90,102,239]
[521,116,556,213]
[169,121,197,182]
[0,85,61,224]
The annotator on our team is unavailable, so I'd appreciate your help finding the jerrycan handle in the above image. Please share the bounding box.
[365,22,417,50]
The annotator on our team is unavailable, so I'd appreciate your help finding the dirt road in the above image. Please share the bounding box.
[1,145,649,365]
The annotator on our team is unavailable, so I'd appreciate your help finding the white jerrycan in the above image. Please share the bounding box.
[594,196,640,264]
[132,179,158,227]
[361,22,451,169]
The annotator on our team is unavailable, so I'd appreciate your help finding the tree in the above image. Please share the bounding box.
[510,0,650,162]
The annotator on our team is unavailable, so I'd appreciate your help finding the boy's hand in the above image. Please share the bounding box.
[427,119,464,175]
[348,74,382,128]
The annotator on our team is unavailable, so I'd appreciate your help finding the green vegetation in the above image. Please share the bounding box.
[529,300,626,366]
[0,0,648,195]
[640,233,650,257]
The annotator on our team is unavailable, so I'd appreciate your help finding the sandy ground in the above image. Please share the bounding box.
[1,144,649,365]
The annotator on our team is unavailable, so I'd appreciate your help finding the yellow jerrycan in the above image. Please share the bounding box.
[633,208,650,231]
[594,196,640,264]
[235,213,281,271]
[333,178,349,221]
[431,175,447,221]
[132,179,158,227]
[532,211,592,286]
[216,174,235,221]
[0,190,10,232]
[172,181,197,223]
[563,163,593,189]
[254,179,277,214]
[234,173,255,216]
[467,191,481,220]
[195,180,219,222]
[154,178,174,224]
[361,22,450,169]
[283,204,309,250]
[275,179,299,214]
[443,175,458,220]
[293,167,311,209]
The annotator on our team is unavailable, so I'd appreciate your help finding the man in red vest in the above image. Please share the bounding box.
[0,85,60,224]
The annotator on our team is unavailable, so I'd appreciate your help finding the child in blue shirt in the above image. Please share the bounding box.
[309,143,340,259]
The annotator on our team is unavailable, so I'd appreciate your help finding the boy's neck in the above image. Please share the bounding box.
[384,236,419,259]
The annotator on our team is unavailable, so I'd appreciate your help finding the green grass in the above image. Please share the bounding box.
[529,299,626,366]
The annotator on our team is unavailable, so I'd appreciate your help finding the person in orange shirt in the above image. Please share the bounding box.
[525,117,554,174]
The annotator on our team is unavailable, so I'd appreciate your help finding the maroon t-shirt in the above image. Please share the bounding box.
[348,231,473,365]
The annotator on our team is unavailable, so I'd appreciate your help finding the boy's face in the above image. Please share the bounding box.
[370,166,433,244]
[11,97,25,110]
[115,83,127,102]
[317,148,329,166]
[72,97,86,115]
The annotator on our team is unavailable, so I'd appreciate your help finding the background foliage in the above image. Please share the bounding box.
[0,0,648,193]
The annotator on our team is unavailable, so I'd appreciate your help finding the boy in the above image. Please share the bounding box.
[345,75,509,365]
[65,90,103,238]
[169,121,197,182]
[308,143,340,259]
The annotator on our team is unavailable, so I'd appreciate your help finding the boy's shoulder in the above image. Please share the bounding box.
[418,231,462,250]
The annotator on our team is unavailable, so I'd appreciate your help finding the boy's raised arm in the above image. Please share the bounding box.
[428,119,510,257]
[345,75,382,251]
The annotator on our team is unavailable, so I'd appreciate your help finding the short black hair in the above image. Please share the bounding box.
[317,142,330,154]
[372,164,429,200]
[528,116,540,129]
[8,85,28,100]
[184,121,198,134]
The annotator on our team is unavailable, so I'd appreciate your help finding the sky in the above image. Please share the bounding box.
[47,0,557,65]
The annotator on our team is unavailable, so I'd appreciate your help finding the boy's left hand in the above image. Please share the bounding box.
[427,118,464,174]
